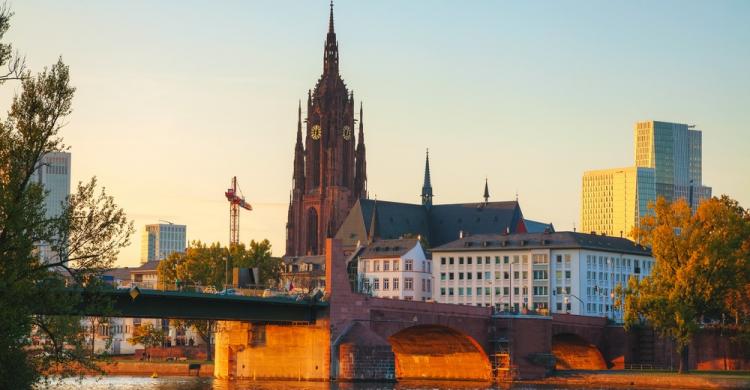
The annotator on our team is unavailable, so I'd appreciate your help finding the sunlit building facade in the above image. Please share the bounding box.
[581,167,655,239]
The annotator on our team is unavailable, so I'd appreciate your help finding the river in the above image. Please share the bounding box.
[40,376,670,390]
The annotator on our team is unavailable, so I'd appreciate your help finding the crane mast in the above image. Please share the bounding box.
[225,176,252,247]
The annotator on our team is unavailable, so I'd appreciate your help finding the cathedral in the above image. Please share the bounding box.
[285,3,366,257]
[285,4,551,259]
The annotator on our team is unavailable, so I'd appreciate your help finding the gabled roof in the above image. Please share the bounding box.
[432,231,651,256]
[131,261,161,273]
[360,238,420,259]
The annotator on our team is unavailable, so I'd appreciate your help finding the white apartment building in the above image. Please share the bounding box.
[30,151,71,263]
[356,238,433,301]
[432,232,653,322]
[140,223,187,263]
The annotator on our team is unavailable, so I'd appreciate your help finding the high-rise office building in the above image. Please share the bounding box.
[634,120,712,210]
[140,223,187,263]
[581,167,655,238]
[30,152,72,263]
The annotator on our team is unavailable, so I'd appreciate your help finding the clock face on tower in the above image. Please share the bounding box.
[342,125,352,141]
[311,124,322,140]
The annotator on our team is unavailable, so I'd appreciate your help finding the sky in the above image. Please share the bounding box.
[2,1,749,267]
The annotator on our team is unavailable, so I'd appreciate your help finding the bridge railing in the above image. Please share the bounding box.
[110,279,323,300]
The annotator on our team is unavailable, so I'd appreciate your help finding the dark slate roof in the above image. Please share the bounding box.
[524,219,555,233]
[335,199,525,249]
[283,255,326,266]
[427,201,523,247]
[103,267,134,281]
[432,231,651,256]
[360,238,420,259]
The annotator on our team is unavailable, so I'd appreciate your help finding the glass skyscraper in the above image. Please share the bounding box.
[140,223,187,263]
[634,120,711,210]
[30,152,72,263]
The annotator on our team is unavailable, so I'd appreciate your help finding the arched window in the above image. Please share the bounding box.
[306,208,319,255]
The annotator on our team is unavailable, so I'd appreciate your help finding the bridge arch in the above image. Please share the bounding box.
[551,333,607,370]
[387,324,492,381]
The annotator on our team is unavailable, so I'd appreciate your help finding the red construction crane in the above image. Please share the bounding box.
[225,176,252,247]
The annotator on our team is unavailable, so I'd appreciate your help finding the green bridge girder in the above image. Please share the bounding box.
[66,289,328,323]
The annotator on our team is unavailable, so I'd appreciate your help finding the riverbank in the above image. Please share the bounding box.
[522,370,750,389]
[95,360,214,378]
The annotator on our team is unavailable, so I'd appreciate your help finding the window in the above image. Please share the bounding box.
[373,278,380,290]
[484,271,491,280]
[514,287,519,295]
[467,272,473,280]
[459,257,464,265]
[449,257,455,265]
[533,270,548,280]
[405,278,414,291]
[393,260,399,271]
[383,278,390,290]
[484,287,490,296]
[486,256,491,264]
[495,256,501,264]
[374,260,380,272]
[405,259,413,271]
[383,261,390,271]
[441,257,446,265]
[449,273,455,280]
[458,287,464,296]
[532,254,548,264]
[477,272,482,280]
[426,279,430,292]
[495,287,501,295]
[504,272,510,280]
[495,271,501,280]
[467,287,472,296]
[514,271,519,279]
[504,256,509,264]
[476,257,481,265]
[503,287,509,295]
[556,255,562,263]
[565,254,571,263]
[476,287,483,296]
[393,278,399,290]
[441,287,446,296]
[440,273,446,280]
[448,287,454,296]
[426,261,430,273]
[522,271,528,280]
[459,272,464,280]
[467,257,472,265]
[421,279,426,292]
[565,271,571,279]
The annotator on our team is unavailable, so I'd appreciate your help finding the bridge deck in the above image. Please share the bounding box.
[56,288,328,323]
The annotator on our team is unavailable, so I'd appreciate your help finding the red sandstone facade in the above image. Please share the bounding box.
[285,4,366,257]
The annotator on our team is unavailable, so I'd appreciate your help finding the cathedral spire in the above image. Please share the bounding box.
[292,100,305,192]
[354,101,367,199]
[421,149,433,209]
[323,1,339,75]
[483,177,490,203]
[328,1,335,33]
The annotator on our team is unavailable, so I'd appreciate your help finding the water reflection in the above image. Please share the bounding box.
[42,376,660,390]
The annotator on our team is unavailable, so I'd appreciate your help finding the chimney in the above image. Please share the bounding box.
[459,230,464,239]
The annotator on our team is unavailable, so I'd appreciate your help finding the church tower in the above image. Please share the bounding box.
[286,2,367,256]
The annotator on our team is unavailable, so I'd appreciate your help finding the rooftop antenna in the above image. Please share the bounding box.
[515,189,519,202]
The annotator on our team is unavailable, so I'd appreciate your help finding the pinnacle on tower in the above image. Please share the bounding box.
[421,149,433,208]
[483,178,490,203]
[328,1,335,33]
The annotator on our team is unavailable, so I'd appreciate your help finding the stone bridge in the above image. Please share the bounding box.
[213,239,623,381]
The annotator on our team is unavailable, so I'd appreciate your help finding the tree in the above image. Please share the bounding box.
[127,323,165,349]
[0,9,133,389]
[618,196,750,373]
[170,319,216,361]
[235,239,283,286]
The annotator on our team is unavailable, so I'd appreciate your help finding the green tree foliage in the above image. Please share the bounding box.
[170,319,216,361]
[127,323,165,349]
[157,239,281,289]
[617,196,750,373]
[0,9,133,388]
